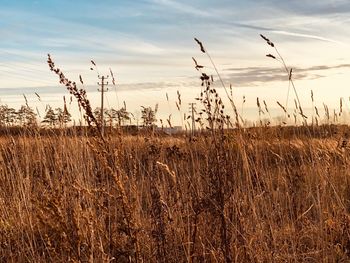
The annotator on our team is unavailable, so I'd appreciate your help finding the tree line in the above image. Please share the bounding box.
[0,104,158,128]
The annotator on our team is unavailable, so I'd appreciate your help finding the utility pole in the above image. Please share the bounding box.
[188,103,196,136]
[97,75,109,136]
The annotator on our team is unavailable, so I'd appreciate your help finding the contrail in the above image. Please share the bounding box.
[221,20,343,45]
[268,30,344,45]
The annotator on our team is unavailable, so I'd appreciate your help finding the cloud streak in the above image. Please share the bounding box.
[2,63,348,97]
[150,0,213,17]
[269,30,344,45]
[223,63,350,86]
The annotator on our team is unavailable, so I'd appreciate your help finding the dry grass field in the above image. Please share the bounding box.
[0,125,350,262]
[0,37,349,262]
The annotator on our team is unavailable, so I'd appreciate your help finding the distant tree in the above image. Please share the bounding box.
[42,106,57,127]
[94,107,103,126]
[17,106,26,126]
[0,105,9,126]
[17,105,37,127]
[7,108,17,126]
[141,104,158,127]
[115,107,130,126]
[104,107,131,127]
[0,105,17,126]
[93,106,132,129]
[105,108,116,127]
[56,107,71,126]
[94,107,119,127]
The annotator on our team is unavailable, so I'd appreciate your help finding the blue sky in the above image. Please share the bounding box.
[1,0,350,124]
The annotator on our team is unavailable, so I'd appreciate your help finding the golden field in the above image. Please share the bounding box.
[0,125,350,262]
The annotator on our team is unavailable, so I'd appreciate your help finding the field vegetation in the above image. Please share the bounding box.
[0,36,350,262]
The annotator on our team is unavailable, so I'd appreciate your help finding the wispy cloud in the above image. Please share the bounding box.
[223,64,350,86]
[10,63,347,97]
[150,0,212,17]
[269,30,344,45]
[0,80,182,98]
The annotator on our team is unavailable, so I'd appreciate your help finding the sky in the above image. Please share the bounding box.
[1,0,350,126]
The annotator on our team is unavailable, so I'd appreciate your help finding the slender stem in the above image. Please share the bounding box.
[204,49,237,111]
[273,47,305,123]
[286,81,291,116]
[274,47,302,111]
